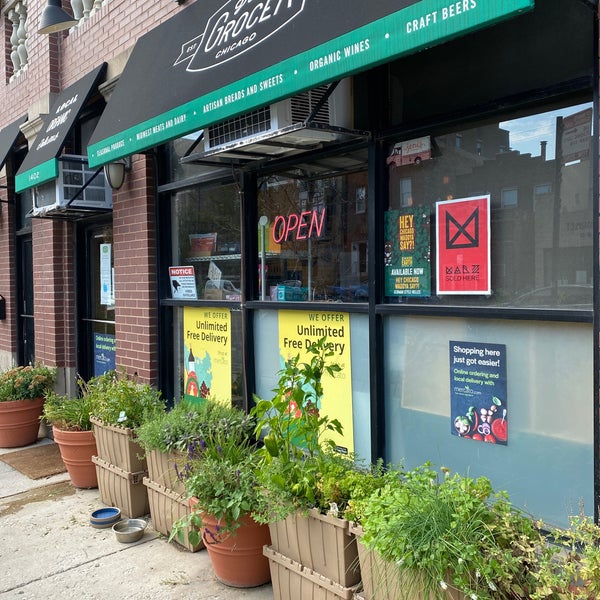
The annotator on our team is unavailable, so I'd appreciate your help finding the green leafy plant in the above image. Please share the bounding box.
[169,399,263,545]
[85,369,164,428]
[42,386,95,432]
[319,457,401,524]
[250,336,344,523]
[0,364,56,402]
[532,514,600,600]
[135,397,253,454]
[361,463,550,600]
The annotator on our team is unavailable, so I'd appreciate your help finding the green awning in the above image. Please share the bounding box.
[88,0,533,168]
[16,63,106,192]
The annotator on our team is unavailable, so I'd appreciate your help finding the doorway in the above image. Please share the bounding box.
[77,219,115,380]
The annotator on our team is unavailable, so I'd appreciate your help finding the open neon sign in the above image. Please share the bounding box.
[272,208,326,243]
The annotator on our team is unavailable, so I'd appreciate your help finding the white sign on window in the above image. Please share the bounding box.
[100,244,114,306]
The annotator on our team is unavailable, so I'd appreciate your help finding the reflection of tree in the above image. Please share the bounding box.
[258,172,368,299]
[175,184,241,257]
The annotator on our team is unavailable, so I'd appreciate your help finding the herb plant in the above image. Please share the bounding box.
[85,369,164,428]
[135,397,253,454]
[361,464,550,600]
[251,336,344,523]
[169,398,263,545]
[42,387,95,431]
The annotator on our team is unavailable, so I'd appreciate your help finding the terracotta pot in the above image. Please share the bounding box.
[52,426,98,488]
[191,499,271,588]
[0,397,44,448]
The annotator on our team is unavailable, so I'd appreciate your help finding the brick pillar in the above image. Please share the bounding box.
[32,218,76,369]
[112,154,159,386]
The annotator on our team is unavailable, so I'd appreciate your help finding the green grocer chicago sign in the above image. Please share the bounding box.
[87,0,534,168]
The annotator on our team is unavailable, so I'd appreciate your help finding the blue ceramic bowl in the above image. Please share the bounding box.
[90,507,122,529]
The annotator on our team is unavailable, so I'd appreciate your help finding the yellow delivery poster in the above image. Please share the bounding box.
[183,307,231,405]
[278,310,354,454]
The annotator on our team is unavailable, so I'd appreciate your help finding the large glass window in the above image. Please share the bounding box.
[386,100,593,310]
[169,181,244,408]
[257,169,368,303]
[171,182,241,300]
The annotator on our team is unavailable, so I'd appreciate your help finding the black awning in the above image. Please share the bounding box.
[16,63,106,192]
[0,115,27,172]
[87,0,533,168]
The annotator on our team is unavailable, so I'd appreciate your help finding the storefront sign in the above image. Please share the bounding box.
[16,63,107,192]
[278,310,354,454]
[94,333,116,377]
[183,307,232,405]
[272,207,326,243]
[88,1,533,167]
[169,266,198,299]
[450,340,508,445]
[436,195,491,295]
[384,208,431,297]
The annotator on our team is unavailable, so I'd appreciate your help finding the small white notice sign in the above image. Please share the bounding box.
[169,266,198,299]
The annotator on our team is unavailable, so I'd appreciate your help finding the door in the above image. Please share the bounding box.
[16,187,34,366]
[77,220,115,380]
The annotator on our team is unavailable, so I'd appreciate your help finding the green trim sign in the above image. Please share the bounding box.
[16,64,107,192]
[88,0,534,168]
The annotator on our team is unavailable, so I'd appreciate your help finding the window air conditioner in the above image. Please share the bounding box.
[203,79,352,156]
[31,155,112,217]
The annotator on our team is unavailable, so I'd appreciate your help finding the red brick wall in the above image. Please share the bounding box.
[0,0,191,130]
[0,0,184,377]
[32,218,76,368]
[112,154,158,386]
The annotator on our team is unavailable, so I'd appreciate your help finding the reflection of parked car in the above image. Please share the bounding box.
[510,284,592,309]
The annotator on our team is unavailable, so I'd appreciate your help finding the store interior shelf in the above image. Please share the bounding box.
[187,253,241,262]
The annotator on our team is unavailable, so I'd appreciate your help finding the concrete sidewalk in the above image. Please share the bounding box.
[0,439,274,600]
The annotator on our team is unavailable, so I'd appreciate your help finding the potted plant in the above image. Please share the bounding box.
[87,369,164,472]
[0,364,57,448]
[170,399,271,588]
[358,463,552,600]
[42,381,98,488]
[135,398,244,493]
[251,337,363,589]
[84,369,164,518]
[531,514,600,599]
[135,398,250,552]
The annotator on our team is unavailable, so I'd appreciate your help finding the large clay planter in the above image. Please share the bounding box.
[191,499,271,588]
[52,426,98,488]
[0,397,44,448]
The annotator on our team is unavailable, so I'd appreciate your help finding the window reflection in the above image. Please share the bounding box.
[387,101,593,310]
[257,170,369,303]
[171,183,241,300]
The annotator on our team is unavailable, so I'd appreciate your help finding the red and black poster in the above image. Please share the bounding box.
[436,196,491,295]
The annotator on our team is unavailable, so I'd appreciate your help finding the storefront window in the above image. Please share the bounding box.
[385,101,593,310]
[257,170,368,303]
[172,306,245,410]
[171,182,241,301]
[169,181,244,407]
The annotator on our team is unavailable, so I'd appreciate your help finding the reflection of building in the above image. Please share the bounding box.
[0,0,597,529]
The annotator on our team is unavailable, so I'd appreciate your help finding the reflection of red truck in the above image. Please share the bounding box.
[387,136,431,167]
